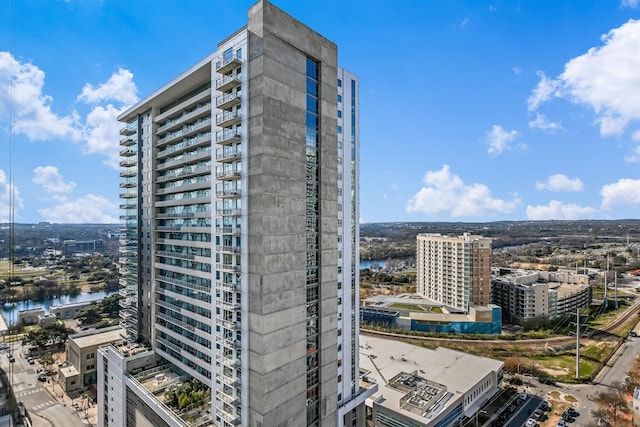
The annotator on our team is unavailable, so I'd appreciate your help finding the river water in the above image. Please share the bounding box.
[1,290,119,321]
[359,259,387,270]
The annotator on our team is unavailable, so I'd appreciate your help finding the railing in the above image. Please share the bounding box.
[215,74,241,90]
[215,92,241,108]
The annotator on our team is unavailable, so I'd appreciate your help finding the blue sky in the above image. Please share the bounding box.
[1,0,640,224]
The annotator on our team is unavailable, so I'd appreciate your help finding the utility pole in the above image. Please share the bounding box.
[614,271,618,309]
[576,308,580,380]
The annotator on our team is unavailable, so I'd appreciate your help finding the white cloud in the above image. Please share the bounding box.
[535,174,583,192]
[526,200,597,220]
[622,0,639,8]
[0,169,23,222]
[528,113,562,132]
[406,164,521,218]
[81,104,128,168]
[512,66,523,75]
[33,166,76,193]
[530,20,640,137]
[527,71,559,112]
[0,52,80,141]
[78,68,138,105]
[486,125,520,156]
[624,145,640,162]
[38,194,118,223]
[0,52,138,169]
[601,178,640,210]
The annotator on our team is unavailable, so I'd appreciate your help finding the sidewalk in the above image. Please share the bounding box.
[43,379,97,426]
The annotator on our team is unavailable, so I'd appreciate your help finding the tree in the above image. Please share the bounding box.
[593,389,629,424]
[101,294,124,317]
[75,305,102,325]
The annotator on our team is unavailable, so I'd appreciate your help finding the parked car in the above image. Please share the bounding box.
[27,356,34,365]
[37,372,46,382]
[525,418,537,427]
[567,407,579,417]
[557,419,565,427]
[0,343,9,350]
[7,354,15,363]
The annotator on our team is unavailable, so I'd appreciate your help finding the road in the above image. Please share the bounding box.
[0,342,85,427]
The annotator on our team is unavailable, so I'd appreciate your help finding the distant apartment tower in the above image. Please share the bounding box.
[109,2,373,426]
[416,233,492,312]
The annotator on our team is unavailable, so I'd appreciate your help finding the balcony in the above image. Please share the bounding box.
[120,125,136,136]
[216,130,241,145]
[216,263,240,273]
[119,169,136,178]
[216,299,240,311]
[156,164,211,183]
[216,371,240,388]
[215,244,240,254]
[215,169,241,180]
[120,136,135,146]
[119,158,136,168]
[156,119,211,146]
[216,335,241,349]
[215,208,241,217]
[216,354,241,369]
[215,74,242,92]
[216,389,240,407]
[215,150,241,162]
[215,189,241,199]
[217,318,240,331]
[215,92,241,110]
[215,111,241,128]
[215,227,240,238]
[156,150,211,171]
[216,281,237,292]
[215,54,243,75]
[216,408,241,426]
[156,103,212,135]
[120,148,136,157]
[157,134,211,158]
[119,181,136,189]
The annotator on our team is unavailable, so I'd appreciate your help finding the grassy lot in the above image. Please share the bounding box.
[532,354,599,382]
[388,303,425,311]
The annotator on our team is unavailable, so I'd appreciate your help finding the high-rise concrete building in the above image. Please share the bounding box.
[105,2,375,427]
[416,233,492,313]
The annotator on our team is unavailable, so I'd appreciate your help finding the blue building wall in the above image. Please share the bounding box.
[410,305,502,335]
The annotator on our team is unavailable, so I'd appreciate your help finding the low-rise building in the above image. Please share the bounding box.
[17,308,45,326]
[491,269,591,325]
[51,300,95,319]
[362,295,501,334]
[360,335,503,427]
[60,327,123,394]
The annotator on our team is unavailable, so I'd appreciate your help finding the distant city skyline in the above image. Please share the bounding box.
[1,0,640,224]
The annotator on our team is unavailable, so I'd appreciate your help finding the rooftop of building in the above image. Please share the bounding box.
[364,294,496,317]
[360,335,503,423]
[70,327,124,348]
[50,300,94,310]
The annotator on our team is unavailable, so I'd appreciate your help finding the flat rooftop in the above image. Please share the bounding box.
[360,335,503,423]
[70,328,124,348]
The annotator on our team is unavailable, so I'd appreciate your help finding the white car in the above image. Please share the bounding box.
[525,418,537,427]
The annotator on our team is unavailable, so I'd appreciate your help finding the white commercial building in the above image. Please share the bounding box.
[360,335,503,427]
